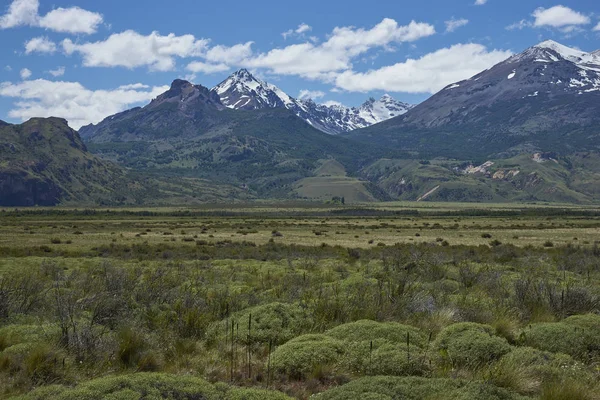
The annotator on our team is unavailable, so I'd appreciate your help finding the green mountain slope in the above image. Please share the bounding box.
[81,80,384,199]
[0,118,251,206]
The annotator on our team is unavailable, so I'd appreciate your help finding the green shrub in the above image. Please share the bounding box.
[520,322,592,361]
[434,322,511,368]
[342,340,429,376]
[325,320,427,348]
[15,373,220,400]
[269,334,345,379]
[225,387,294,400]
[312,376,527,400]
[207,302,313,346]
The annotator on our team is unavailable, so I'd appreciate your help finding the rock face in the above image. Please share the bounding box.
[348,40,600,159]
[211,69,412,134]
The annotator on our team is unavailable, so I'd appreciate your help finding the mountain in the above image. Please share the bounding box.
[0,117,140,206]
[211,69,413,134]
[0,117,252,206]
[79,80,386,201]
[348,40,600,159]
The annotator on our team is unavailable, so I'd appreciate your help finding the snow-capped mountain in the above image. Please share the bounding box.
[212,69,295,110]
[211,69,412,134]
[348,40,600,159]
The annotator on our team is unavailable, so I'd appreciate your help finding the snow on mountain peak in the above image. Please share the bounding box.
[533,40,587,62]
[211,69,413,134]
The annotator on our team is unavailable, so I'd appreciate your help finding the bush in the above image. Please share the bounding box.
[433,323,511,368]
[207,302,313,346]
[312,376,526,400]
[342,340,429,376]
[325,320,427,348]
[269,334,345,379]
[521,316,600,361]
[520,322,586,360]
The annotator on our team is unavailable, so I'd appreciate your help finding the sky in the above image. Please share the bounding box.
[0,0,599,129]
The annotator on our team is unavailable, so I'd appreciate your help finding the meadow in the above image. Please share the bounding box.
[0,203,599,399]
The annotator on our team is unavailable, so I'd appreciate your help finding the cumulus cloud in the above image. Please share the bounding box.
[445,18,469,33]
[0,79,169,129]
[507,6,591,33]
[39,7,103,34]
[0,0,38,28]
[532,5,590,29]
[245,18,435,79]
[298,90,325,100]
[204,42,253,64]
[282,23,312,39]
[24,36,56,54]
[333,43,512,94]
[63,31,209,71]
[20,68,32,80]
[47,66,65,77]
[595,22,600,31]
[474,0,487,5]
[0,0,102,34]
[186,61,230,74]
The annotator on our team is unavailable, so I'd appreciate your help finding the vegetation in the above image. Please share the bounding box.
[0,205,599,399]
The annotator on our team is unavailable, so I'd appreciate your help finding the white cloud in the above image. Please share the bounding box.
[246,18,435,79]
[296,23,312,34]
[0,0,38,28]
[0,79,169,129]
[0,0,102,34]
[204,42,253,64]
[333,43,512,94]
[298,89,325,100]
[282,23,313,39]
[445,18,469,33]
[5,65,12,71]
[47,66,65,77]
[593,22,600,31]
[532,6,590,28]
[186,61,230,74]
[474,0,487,5]
[24,36,56,54]
[63,31,209,71]
[323,100,345,108]
[39,7,103,34]
[20,68,32,80]
[117,83,149,90]
[506,19,530,30]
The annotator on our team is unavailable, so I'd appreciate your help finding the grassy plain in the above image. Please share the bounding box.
[0,203,599,399]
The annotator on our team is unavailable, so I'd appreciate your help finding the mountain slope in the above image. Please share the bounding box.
[0,117,252,206]
[211,69,413,134]
[79,80,385,200]
[348,40,600,159]
[0,117,142,206]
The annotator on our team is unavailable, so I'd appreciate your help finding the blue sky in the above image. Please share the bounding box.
[0,0,599,128]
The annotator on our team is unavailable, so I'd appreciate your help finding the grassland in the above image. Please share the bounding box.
[0,203,599,399]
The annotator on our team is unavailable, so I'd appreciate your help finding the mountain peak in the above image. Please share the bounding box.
[510,40,589,64]
[170,79,193,90]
